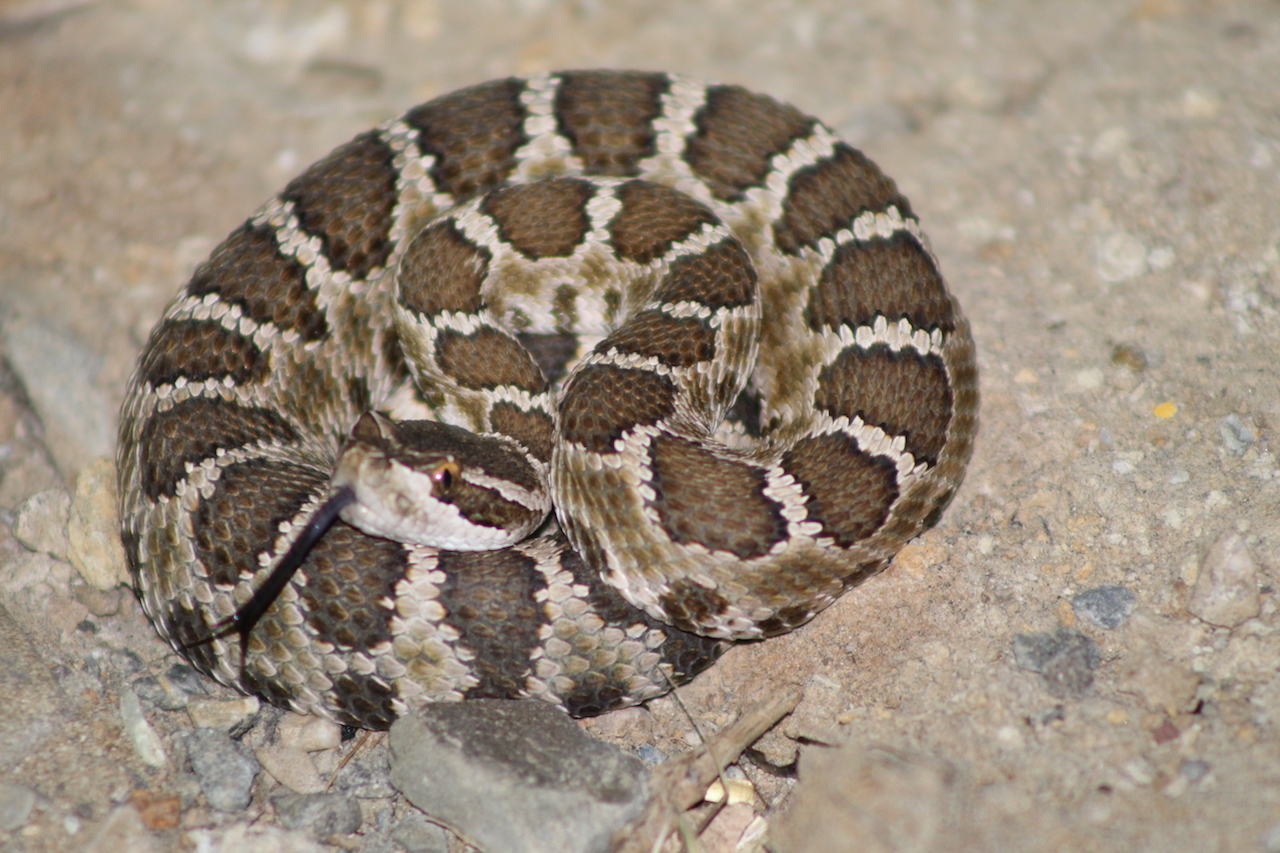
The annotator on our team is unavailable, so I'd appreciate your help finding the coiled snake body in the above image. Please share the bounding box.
[117,71,978,730]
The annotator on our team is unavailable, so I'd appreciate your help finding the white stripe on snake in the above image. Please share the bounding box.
[117,70,978,730]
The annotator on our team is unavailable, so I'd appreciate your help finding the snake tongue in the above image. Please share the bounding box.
[182,486,357,673]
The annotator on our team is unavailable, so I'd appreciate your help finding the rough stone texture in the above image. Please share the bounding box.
[769,741,959,853]
[67,455,129,590]
[186,728,261,812]
[0,1,1278,851]
[1072,584,1138,630]
[256,745,326,794]
[13,487,71,560]
[1013,628,1102,699]
[389,700,648,853]
[119,686,167,768]
[271,791,362,837]
[1188,529,1260,627]
[79,805,158,853]
[0,600,69,771]
[0,781,37,832]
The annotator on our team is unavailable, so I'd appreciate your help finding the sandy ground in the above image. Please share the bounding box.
[1,0,1278,851]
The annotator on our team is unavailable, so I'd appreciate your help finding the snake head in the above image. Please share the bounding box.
[331,411,551,550]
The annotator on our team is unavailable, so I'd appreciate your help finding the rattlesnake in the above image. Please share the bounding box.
[117,70,978,730]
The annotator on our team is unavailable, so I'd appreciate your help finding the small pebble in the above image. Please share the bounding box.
[1188,530,1259,627]
[1072,585,1137,629]
[188,696,261,732]
[635,743,663,766]
[13,487,72,560]
[120,688,168,768]
[1110,343,1147,371]
[186,728,260,812]
[272,792,362,837]
[1179,758,1211,782]
[1219,414,1256,455]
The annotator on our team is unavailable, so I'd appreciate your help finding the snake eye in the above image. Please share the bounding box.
[431,459,461,493]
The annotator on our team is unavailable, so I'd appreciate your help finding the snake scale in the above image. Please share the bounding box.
[117,70,978,730]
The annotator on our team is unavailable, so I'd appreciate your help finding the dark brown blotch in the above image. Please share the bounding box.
[435,326,546,393]
[139,319,267,389]
[653,239,757,309]
[188,222,327,341]
[138,398,299,500]
[516,332,580,385]
[559,365,676,453]
[435,549,545,700]
[774,143,911,255]
[281,132,398,281]
[600,310,715,368]
[480,178,595,260]
[299,521,409,653]
[815,344,952,467]
[405,78,528,200]
[648,435,787,559]
[684,84,815,201]
[554,70,669,176]
[191,458,328,587]
[398,220,491,317]
[608,180,718,265]
[782,433,898,547]
[806,233,953,334]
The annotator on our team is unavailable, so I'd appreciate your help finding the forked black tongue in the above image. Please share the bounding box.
[181,486,357,674]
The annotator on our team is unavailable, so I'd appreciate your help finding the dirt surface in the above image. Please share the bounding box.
[1,1,1278,851]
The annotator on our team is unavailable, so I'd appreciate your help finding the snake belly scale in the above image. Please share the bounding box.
[117,70,978,730]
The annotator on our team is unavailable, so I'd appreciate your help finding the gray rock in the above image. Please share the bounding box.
[186,728,260,811]
[333,747,396,799]
[389,699,648,853]
[1072,585,1137,629]
[272,792,362,837]
[1013,628,1100,699]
